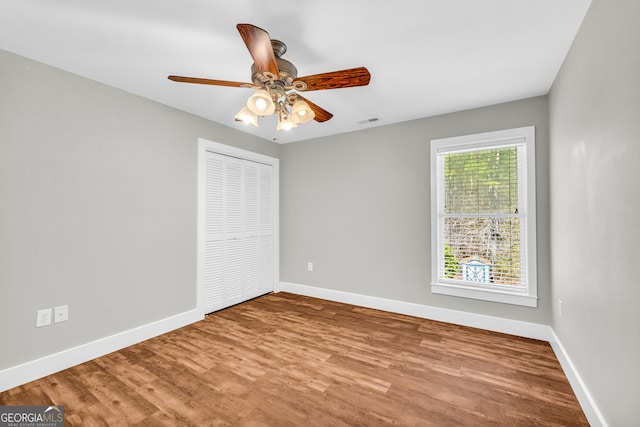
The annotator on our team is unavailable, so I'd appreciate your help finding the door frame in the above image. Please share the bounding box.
[197,138,280,316]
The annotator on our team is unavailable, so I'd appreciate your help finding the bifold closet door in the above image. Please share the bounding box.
[203,151,274,313]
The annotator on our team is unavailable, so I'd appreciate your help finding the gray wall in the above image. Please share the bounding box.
[549,0,640,424]
[0,49,280,370]
[6,4,637,421]
[280,96,551,324]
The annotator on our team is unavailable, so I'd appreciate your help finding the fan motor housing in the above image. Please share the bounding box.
[250,39,297,86]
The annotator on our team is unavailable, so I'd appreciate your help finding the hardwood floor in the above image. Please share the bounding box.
[1,293,588,426]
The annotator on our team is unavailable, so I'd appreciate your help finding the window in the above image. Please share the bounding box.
[430,126,537,307]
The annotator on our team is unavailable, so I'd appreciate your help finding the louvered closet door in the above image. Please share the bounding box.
[203,151,274,313]
[257,165,274,295]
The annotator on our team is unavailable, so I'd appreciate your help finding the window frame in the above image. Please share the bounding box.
[430,126,537,307]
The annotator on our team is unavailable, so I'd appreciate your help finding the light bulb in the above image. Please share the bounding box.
[255,98,267,111]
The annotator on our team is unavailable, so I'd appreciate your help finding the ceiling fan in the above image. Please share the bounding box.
[168,23,371,133]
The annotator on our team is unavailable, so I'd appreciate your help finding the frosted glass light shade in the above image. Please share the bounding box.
[234,106,258,127]
[247,89,275,116]
[291,100,315,124]
[276,114,297,131]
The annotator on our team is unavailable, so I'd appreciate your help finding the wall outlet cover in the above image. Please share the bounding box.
[36,308,52,327]
[54,305,69,323]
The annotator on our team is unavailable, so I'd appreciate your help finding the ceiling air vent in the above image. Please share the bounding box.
[357,117,379,125]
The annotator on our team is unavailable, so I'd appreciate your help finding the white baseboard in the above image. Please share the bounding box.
[279,281,552,340]
[549,330,608,427]
[279,281,605,426]
[0,309,203,392]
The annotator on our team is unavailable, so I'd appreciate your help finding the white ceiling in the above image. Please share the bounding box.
[0,0,591,144]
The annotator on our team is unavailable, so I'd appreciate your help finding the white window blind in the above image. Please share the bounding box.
[430,127,537,307]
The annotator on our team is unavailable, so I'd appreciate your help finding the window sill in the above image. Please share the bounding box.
[431,283,538,307]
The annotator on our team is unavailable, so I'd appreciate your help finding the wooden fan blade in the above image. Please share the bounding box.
[236,23,279,77]
[294,67,371,91]
[296,94,333,122]
[168,75,255,88]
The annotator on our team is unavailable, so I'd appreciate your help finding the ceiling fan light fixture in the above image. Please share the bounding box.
[247,89,275,115]
[169,24,372,134]
[234,106,258,127]
[291,100,315,124]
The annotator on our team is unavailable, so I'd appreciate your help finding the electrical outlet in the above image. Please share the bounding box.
[54,305,68,323]
[36,308,52,327]
[307,262,313,272]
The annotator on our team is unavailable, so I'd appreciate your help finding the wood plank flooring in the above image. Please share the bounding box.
[0,293,588,426]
